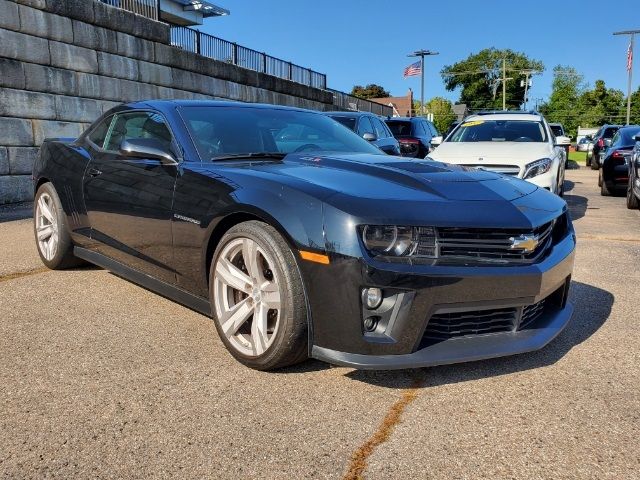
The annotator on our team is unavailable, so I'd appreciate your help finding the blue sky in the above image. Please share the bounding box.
[201,0,639,104]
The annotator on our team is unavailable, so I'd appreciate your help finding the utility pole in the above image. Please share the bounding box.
[613,29,639,125]
[408,49,439,116]
[502,58,507,110]
[521,70,536,110]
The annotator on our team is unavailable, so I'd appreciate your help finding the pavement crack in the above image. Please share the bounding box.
[343,371,426,480]
[0,267,50,283]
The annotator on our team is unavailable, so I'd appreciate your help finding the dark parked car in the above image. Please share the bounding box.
[33,100,575,371]
[385,117,439,158]
[626,132,640,208]
[324,111,400,155]
[599,125,640,196]
[588,124,621,169]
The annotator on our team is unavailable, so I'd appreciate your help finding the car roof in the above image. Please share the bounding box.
[123,99,318,115]
[324,111,374,117]
[385,117,423,122]
[464,112,543,122]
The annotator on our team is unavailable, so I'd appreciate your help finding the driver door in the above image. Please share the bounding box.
[82,110,179,284]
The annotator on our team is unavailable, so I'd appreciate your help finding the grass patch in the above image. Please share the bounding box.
[568,150,587,165]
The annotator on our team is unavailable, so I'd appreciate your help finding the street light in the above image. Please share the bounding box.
[613,29,639,125]
[407,49,439,116]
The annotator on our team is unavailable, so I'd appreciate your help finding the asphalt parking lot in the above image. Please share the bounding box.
[1,166,639,479]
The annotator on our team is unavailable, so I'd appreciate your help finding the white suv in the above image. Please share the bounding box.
[429,112,566,195]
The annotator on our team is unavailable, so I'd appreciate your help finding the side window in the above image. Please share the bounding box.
[357,116,375,136]
[104,111,173,153]
[372,117,388,138]
[87,115,114,149]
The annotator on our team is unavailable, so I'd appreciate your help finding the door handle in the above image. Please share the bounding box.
[87,167,103,177]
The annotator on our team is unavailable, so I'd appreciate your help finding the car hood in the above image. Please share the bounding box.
[429,142,553,165]
[225,152,537,202]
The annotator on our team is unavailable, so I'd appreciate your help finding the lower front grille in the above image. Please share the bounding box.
[424,306,517,340]
[520,299,546,329]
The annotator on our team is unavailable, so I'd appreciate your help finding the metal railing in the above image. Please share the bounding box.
[170,26,327,89]
[98,0,159,20]
[328,89,393,117]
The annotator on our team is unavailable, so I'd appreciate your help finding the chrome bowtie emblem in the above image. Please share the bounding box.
[509,234,539,253]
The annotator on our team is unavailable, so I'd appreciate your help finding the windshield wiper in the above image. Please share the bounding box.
[210,152,287,161]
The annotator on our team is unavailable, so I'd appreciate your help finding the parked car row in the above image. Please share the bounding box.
[324,111,441,159]
[596,126,640,205]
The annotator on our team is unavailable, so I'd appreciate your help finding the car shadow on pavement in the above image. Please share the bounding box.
[345,281,613,389]
[567,160,583,170]
[564,191,588,221]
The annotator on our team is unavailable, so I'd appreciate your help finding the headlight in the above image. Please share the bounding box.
[361,225,437,258]
[523,158,552,179]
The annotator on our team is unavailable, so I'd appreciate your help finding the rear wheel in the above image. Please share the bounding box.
[33,182,82,269]
[600,173,611,196]
[590,154,599,170]
[627,171,639,209]
[210,221,308,370]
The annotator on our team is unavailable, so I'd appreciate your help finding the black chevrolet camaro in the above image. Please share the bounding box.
[32,101,576,370]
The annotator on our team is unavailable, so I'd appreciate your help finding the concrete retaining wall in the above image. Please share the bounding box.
[0,0,334,204]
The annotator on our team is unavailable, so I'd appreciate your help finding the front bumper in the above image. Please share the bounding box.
[313,303,573,369]
[304,228,576,370]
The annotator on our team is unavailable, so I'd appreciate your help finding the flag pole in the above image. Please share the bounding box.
[613,29,639,125]
[408,49,439,117]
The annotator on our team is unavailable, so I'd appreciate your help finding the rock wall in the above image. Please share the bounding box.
[0,0,334,204]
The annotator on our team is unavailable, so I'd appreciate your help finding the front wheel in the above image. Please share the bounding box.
[33,182,82,269]
[210,221,309,370]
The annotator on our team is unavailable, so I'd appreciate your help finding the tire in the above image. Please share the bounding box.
[590,154,599,170]
[627,173,639,209]
[209,220,308,370]
[598,169,603,187]
[33,182,82,269]
[600,176,611,196]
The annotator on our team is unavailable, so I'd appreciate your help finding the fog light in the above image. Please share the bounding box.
[363,316,379,332]
[362,287,383,309]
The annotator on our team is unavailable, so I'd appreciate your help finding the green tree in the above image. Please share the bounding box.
[579,80,626,127]
[441,48,544,110]
[538,66,586,137]
[415,97,456,133]
[629,87,640,124]
[350,84,390,99]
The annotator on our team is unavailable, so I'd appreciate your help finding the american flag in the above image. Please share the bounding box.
[404,61,422,77]
[627,41,633,72]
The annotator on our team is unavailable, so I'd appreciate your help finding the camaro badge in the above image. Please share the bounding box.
[508,234,539,253]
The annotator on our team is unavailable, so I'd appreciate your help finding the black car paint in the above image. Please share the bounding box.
[589,124,621,168]
[601,125,640,193]
[324,111,401,155]
[33,100,576,369]
[628,136,640,203]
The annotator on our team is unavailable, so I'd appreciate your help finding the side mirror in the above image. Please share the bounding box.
[431,135,443,146]
[362,132,377,142]
[120,138,177,165]
[555,135,571,146]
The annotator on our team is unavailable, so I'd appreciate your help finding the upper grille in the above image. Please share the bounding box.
[461,164,521,176]
[436,221,554,264]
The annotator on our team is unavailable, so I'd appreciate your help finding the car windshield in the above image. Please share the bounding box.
[386,121,412,136]
[550,125,564,137]
[179,106,383,160]
[447,119,548,143]
[328,115,357,132]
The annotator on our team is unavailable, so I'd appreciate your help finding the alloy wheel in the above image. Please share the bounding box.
[35,192,59,261]
[213,237,282,357]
